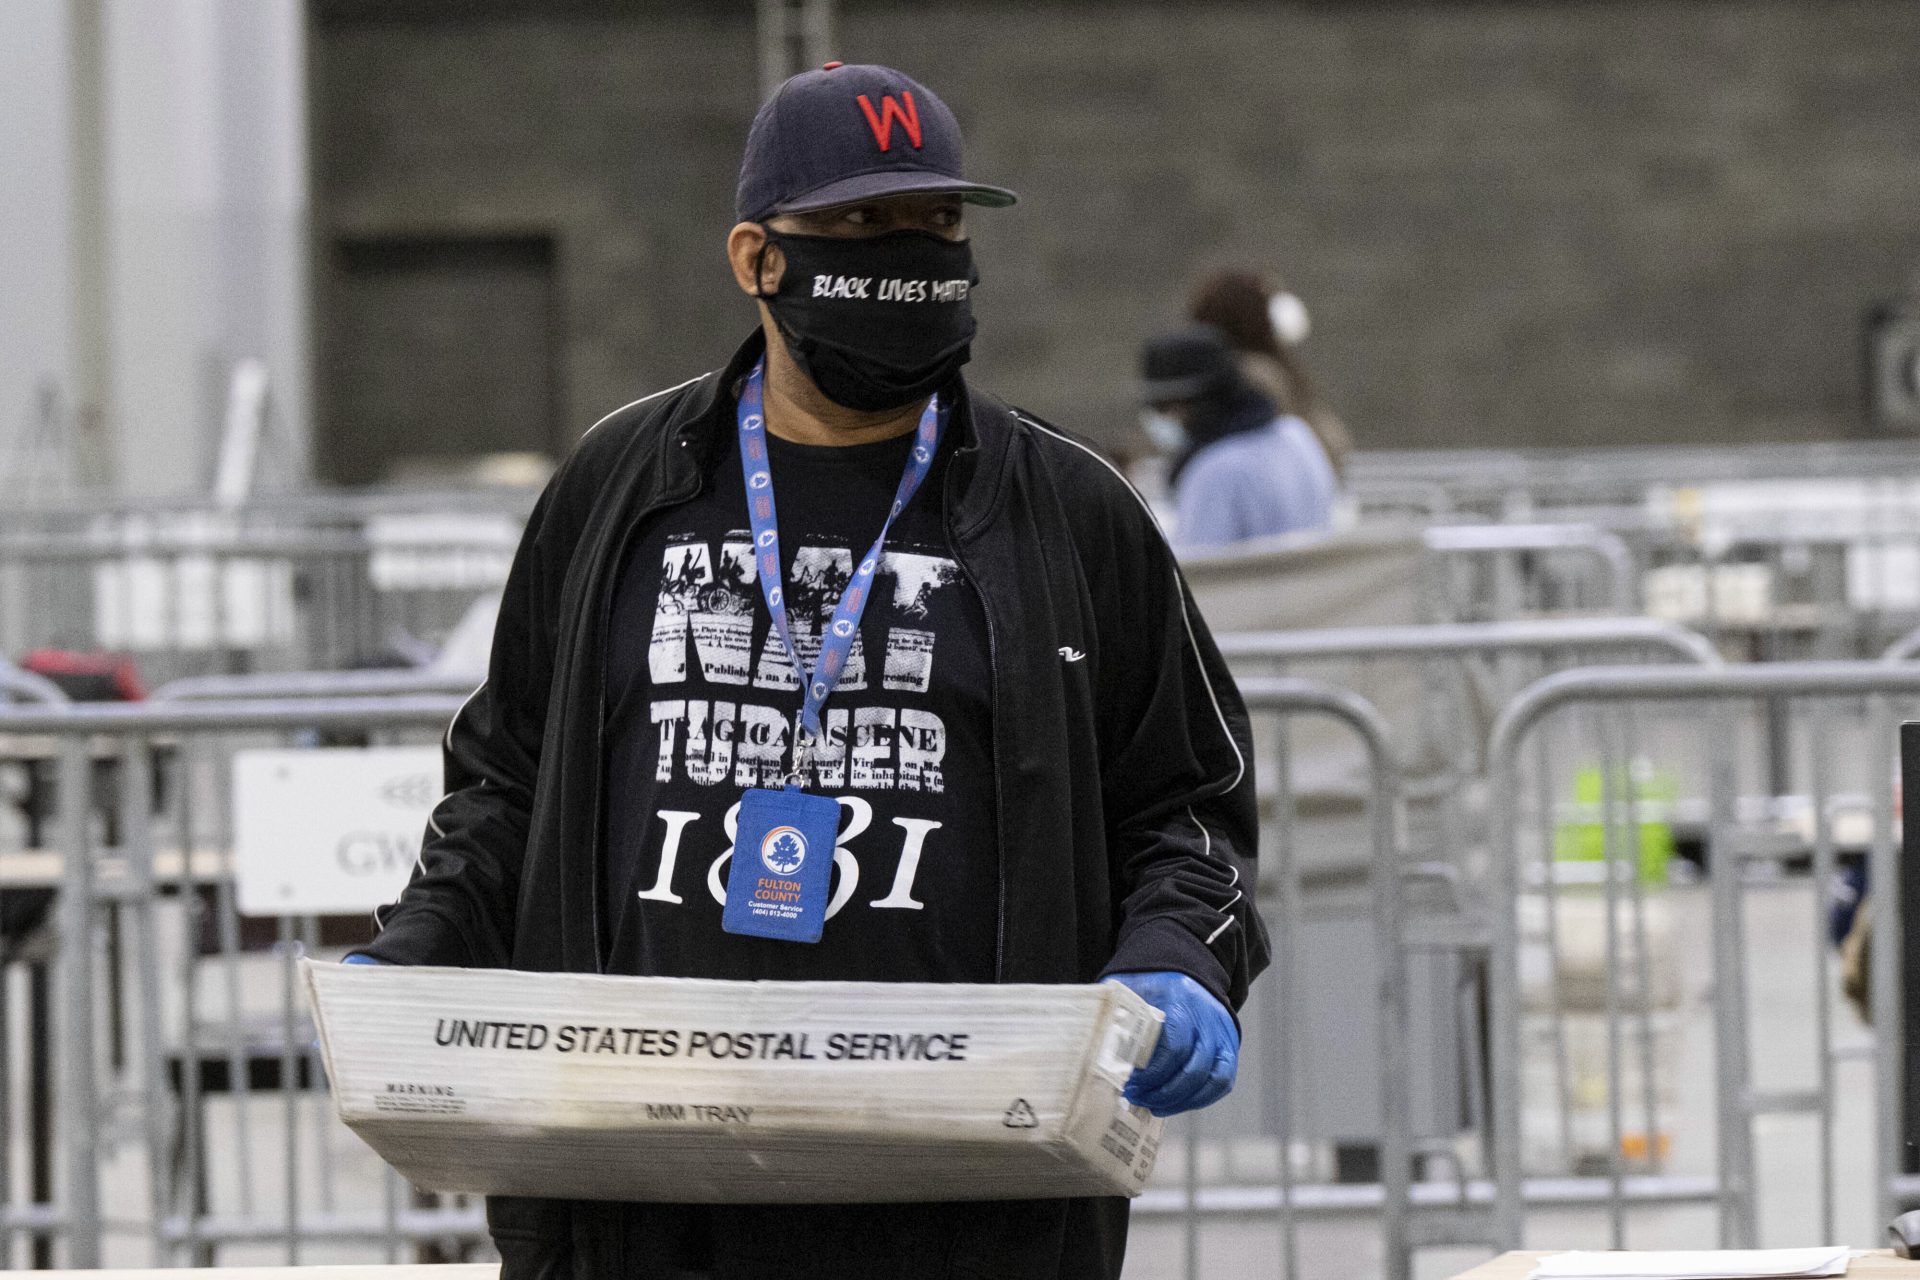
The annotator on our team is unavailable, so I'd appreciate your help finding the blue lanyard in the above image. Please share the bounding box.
[737,357,944,775]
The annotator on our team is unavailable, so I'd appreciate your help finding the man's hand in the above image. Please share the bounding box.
[1103,971,1238,1117]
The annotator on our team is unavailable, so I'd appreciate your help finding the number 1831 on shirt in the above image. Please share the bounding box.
[637,795,941,919]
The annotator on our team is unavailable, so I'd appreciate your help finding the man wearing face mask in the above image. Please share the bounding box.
[1141,324,1338,549]
[356,62,1265,1280]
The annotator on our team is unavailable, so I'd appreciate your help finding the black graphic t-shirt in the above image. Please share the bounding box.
[603,412,997,983]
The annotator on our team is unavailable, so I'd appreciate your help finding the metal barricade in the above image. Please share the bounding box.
[1219,618,1719,885]
[1347,480,1457,525]
[1125,676,1433,1280]
[1218,615,1716,778]
[1218,617,1716,668]
[50,648,1907,1275]
[0,695,488,1268]
[1885,626,1920,663]
[1349,440,1920,527]
[7,677,1420,1278]
[1131,622,1710,1279]
[1346,456,1920,662]
[1422,524,1637,621]
[151,670,483,703]
[0,665,69,706]
[0,509,519,686]
[1484,662,1920,1255]
[1637,530,1920,663]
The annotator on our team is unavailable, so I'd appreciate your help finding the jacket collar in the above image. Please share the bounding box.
[662,329,1009,538]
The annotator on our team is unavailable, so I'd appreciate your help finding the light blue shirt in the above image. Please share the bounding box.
[1173,415,1338,549]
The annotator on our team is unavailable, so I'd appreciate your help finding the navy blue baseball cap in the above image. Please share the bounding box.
[735,62,1018,222]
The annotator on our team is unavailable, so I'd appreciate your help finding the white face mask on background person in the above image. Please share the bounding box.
[1268,291,1311,346]
[1140,409,1188,454]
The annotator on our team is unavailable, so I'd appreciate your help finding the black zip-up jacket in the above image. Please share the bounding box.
[363,334,1268,1279]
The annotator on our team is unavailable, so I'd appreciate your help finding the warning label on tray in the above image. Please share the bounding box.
[431,1019,972,1063]
[373,1082,466,1115]
[1100,1111,1142,1166]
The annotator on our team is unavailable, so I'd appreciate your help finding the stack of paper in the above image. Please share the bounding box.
[306,962,1167,1203]
[1529,1248,1851,1279]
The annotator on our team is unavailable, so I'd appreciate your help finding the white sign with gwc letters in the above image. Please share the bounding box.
[233,747,441,916]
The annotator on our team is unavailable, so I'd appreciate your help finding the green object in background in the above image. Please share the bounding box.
[1554,762,1676,886]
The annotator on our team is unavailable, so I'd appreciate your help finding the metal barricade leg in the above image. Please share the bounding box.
[1265,714,1300,1280]
[1236,679,1414,1276]
[174,736,209,1265]
[1490,744,1527,1248]
[1182,1110,1199,1280]
[121,735,172,1262]
[1538,724,1574,1174]
[0,948,11,1267]
[1871,695,1902,1233]
[56,737,102,1266]
[1598,714,1628,1248]
[1617,709,1663,1207]
[1376,763,1412,1280]
[1807,706,1839,1244]
[279,913,302,1264]
[31,963,54,1268]
[1705,705,1757,1247]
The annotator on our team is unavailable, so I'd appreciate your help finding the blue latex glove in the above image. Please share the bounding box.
[1104,971,1239,1117]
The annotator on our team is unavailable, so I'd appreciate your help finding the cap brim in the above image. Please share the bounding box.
[773,169,1019,215]
[1141,373,1216,404]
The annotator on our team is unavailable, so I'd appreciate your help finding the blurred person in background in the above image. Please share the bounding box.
[354,61,1265,1280]
[1188,268,1352,478]
[1141,324,1337,549]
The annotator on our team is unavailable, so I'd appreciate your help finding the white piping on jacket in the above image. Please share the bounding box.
[1019,413,1251,954]
[583,372,712,436]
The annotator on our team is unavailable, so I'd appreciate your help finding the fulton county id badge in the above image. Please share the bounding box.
[722,786,839,942]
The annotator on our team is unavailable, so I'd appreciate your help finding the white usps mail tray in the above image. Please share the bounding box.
[233,747,441,917]
[305,962,1167,1203]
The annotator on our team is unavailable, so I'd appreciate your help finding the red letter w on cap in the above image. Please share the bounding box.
[857,92,922,152]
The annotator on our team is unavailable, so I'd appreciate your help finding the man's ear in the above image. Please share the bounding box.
[727,222,783,298]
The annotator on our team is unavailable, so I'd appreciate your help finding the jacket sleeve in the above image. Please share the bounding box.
[360,483,562,968]
[1090,478,1270,1014]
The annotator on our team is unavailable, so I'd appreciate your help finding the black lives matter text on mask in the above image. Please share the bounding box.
[809,274,971,303]
[431,1019,971,1062]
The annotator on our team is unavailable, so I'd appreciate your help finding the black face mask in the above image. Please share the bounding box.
[755,228,979,412]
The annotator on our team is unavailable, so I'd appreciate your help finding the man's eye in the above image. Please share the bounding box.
[842,207,873,225]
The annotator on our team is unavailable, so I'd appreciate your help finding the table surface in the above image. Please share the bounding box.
[1451,1251,1920,1279]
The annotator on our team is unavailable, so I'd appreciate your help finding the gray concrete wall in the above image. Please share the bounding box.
[313,1,1920,455]
[0,0,312,503]
[0,0,80,494]
[103,0,313,497]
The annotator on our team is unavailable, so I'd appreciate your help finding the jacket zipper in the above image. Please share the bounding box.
[590,434,703,974]
[943,457,1006,984]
